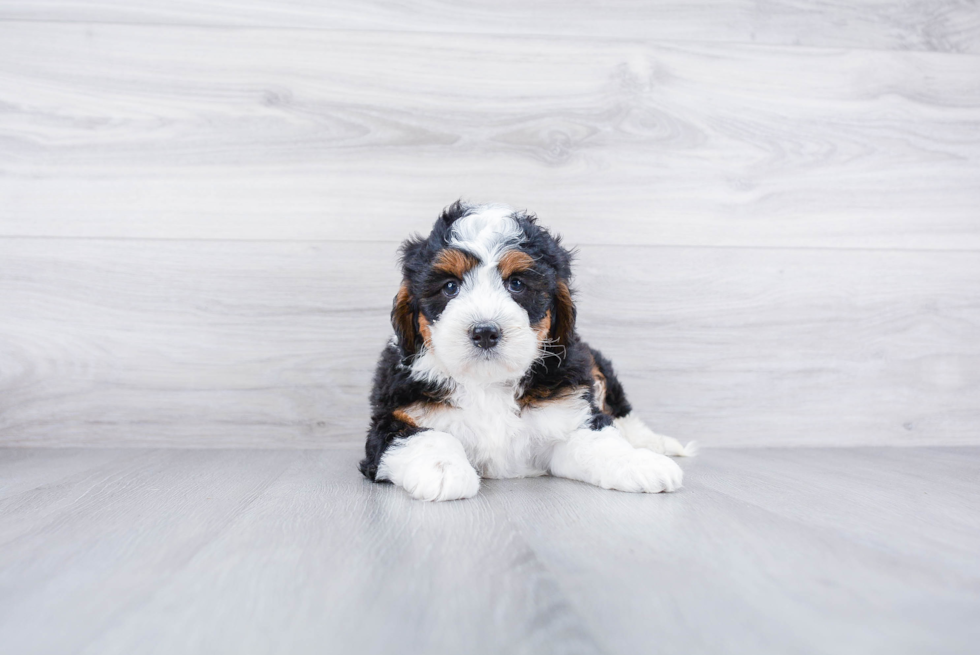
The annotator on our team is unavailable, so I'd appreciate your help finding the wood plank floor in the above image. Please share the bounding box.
[1,446,977,655]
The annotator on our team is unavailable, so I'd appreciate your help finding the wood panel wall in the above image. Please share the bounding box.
[1,3,978,447]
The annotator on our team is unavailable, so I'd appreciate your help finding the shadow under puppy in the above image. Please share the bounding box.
[359,202,696,501]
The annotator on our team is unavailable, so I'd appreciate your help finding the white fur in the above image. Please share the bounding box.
[550,426,684,493]
[614,413,699,457]
[376,430,480,502]
[403,384,594,479]
[448,204,525,263]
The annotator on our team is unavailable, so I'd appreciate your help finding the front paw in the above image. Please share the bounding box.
[605,449,684,493]
[402,455,481,502]
[377,430,481,502]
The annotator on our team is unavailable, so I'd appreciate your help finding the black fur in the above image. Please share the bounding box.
[358,343,447,481]
[358,201,632,481]
[589,347,633,418]
[390,201,474,358]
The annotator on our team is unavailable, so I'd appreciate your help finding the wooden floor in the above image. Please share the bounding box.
[1,446,978,655]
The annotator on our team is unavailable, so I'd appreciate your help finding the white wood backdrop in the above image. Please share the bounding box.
[1,2,978,447]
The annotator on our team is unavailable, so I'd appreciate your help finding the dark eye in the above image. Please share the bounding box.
[507,278,525,293]
[442,280,460,298]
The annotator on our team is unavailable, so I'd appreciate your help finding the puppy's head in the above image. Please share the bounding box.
[392,201,575,384]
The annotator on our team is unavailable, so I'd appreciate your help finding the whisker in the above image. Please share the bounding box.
[535,338,566,368]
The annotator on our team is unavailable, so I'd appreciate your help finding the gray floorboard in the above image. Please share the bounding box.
[1,446,977,655]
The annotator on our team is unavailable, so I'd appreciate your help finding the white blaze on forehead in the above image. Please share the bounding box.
[448,204,524,264]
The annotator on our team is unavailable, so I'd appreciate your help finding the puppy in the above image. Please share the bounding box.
[359,202,695,501]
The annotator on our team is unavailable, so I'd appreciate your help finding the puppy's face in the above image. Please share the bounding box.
[392,203,575,385]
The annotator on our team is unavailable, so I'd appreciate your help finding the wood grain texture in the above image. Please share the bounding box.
[1,239,977,448]
[0,239,400,447]
[0,446,977,655]
[0,448,134,500]
[493,446,980,655]
[1,1,978,53]
[1,23,979,248]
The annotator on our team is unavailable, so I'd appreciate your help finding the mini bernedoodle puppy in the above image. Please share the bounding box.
[359,202,696,501]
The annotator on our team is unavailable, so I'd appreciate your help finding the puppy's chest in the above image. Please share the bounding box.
[407,386,592,477]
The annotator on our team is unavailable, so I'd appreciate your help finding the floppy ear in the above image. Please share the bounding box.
[550,279,577,348]
[391,232,430,357]
[391,282,420,356]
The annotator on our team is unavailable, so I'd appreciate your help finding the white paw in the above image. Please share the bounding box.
[377,430,481,502]
[604,448,684,493]
[614,414,697,457]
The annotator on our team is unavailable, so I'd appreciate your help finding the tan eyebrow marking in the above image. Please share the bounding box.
[433,248,479,278]
[498,250,535,279]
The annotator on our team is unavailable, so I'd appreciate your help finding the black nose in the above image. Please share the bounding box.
[469,323,501,349]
